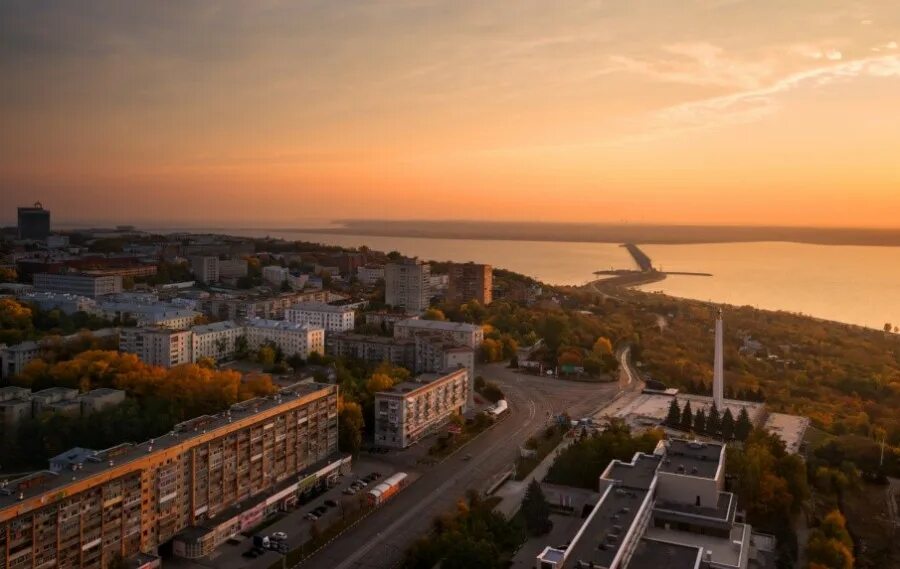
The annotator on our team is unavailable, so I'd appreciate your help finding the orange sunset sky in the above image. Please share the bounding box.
[1,0,899,227]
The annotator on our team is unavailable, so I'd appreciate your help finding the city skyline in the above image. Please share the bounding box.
[2,0,899,227]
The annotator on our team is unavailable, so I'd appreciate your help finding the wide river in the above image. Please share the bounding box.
[169,228,900,330]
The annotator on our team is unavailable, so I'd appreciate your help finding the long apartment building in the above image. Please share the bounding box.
[33,272,122,298]
[447,262,492,305]
[244,319,325,360]
[535,439,776,569]
[0,383,341,568]
[197,290,345,321]
[285,302,355,332]
[326,334,417,370]
[121,319,324,368]
[0,386,125,429]
[373,368,469,448]
[393,318,484,348]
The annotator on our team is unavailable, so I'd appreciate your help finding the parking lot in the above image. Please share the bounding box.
[166,453,419,569]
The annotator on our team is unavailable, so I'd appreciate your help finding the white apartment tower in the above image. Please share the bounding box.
[384,259,431,313]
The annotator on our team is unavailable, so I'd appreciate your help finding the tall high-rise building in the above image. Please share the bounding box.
[447,262,492,305]
[0,383,341,566]
[384,258,431,312]
[713,308,725,410]
[17,202,51,240]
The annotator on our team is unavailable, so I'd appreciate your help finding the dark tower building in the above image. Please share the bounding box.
[17,201,51,240]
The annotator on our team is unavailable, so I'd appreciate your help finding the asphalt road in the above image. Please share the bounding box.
[300,364,621,569]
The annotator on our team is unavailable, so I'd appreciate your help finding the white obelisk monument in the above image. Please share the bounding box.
[713,308,724,410]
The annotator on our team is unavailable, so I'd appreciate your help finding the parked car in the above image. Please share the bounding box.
[271,532,288,541]
[343,488,356,495]
[304,513,318,521]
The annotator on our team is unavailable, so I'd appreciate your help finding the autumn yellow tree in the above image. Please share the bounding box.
[366,373,395,395]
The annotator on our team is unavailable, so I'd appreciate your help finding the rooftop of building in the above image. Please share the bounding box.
[245,318,324,332]
[32,386,79,398]
[396,319,481,333]
[657,440,723,479]
[191,320,243,334]
[602,453,662,490]
[643,522,750,568]
[654,491,736,529]
[628,537,703,569]
[378,370,467,397]
[81,388,125,399]
[564,482,652,569]
[330,333,414,346]
[288,301,354,313]
[0,382,336,512]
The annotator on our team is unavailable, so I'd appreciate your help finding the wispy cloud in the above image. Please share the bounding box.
[651,53,900,134]
[608,42,776,90]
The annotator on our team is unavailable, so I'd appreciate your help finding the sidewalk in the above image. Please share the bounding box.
[493,436,576,518]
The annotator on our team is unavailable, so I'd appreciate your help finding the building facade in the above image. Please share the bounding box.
[217,259,248,279]
[447,263,492,305]
[356,265,385,287]
[393,318,484,348]
[0,384,339,568]
[245,319,325,359]
[534,439,774,569]
[384,259,431,313]
[34,273,123,298]
[190,256,220,283]
[373,368,469,448]
[17,203,51,240]
[285,302,355,332]
[190,321,245,362]
[326,334,417,370]
[120,328,193,368]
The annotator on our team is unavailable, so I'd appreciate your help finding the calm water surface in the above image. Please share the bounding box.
[172,228,900,329]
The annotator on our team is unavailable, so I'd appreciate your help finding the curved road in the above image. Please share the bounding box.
[301,364,621,569]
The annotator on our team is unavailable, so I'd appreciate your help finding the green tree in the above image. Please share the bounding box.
[706,406,721,435]
[521,480,553,536]
[665,398,681,427]
[735,407,752,441]
[721,408,735,440]
[693,408,706,434]
[680,401,693,432]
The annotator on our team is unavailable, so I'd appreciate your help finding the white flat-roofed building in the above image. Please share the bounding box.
[33,272,122,298]
[17,291,98,315]
[373,368,469,448]
[357,265,385,287]
[121,327,193,368]
[394,318,484,348]
[245,319,325,359]
[262,265,289,287]
[191,320,245,362]
[98,301,198,329]
[285,302,355,332]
